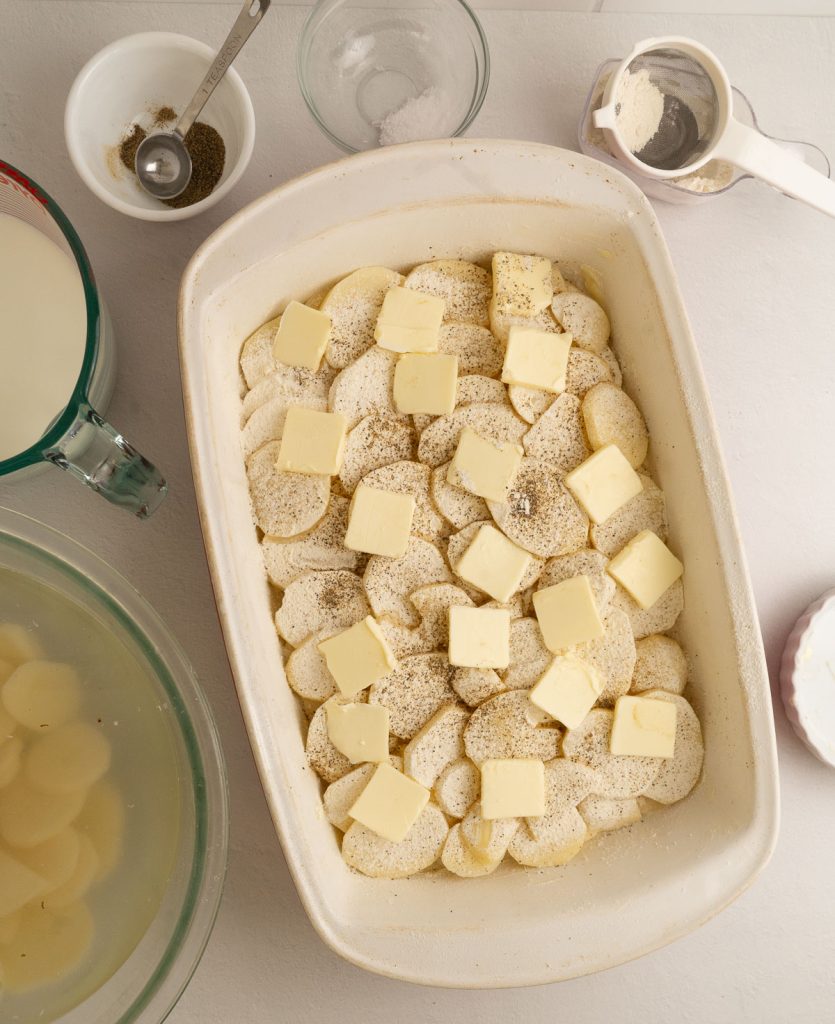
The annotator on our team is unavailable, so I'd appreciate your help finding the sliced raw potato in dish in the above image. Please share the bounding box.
[434,758,480,818]
[582,382,648,468]
[75,780,124,881]
[2,660,81,732]
[403,705,470,787]
[405,260,491,326]
[508,808,588,867]
[1,901,94,994]
[363,537,452,628]
[241,389,327,461]
[0,622,44,666]
[590,474,667,559]
[360,460,447,543]
[538,548,615,614]
[275,570,369,647]
[598,346,623,388]
[442,823,503,877]
[551,292,610,354]
[0,736,23,788]
[579,794,641,834]
[342,803,449,878]
[464,691,561,766]
[241,361,335,425]
[487,458,588,559]
[640,691,704,804]
[323,756,403,831]
[528,759,598,839]
[460,802,519,863]
[41,833,99,910]
[491,307,561,346]
[409,584,474,649]
[0,847,49,917]
[430,463,489,531]
[503,617,551,691]
[438,323,503,376]
[24,722,111,795]
[339,414,416,494]
[328,346,400,428]
[306,696,360,783]
[285,629,339,702]
[0,776,86,849]
[507,384,554,425]
[368,653,457,740]
[240,317,281,388]
[247,441,330,538]
[562,708,661,799]
[564,348,614,398]
[452,667,507,707]
[261,496,360,588]
[456,375,509,407]
[612,579,684,640]
[574,608,636,706]
[631,635,688,695]
[321,266,405,369]
[417,403,527,468]
[523,393,590,475]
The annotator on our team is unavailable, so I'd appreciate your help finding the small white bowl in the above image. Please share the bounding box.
[65,32,255,222]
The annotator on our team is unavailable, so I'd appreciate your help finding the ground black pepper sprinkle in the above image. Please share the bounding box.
[117,117,226,210]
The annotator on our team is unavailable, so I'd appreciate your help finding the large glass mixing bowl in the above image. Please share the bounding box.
[0,507,228,1023]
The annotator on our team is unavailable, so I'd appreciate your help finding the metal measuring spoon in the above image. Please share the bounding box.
[136,0,270,201]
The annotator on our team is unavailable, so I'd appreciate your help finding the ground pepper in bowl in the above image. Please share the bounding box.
[118,113,226,209]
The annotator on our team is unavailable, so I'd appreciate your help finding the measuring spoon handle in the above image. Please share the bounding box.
[175,0,270,139]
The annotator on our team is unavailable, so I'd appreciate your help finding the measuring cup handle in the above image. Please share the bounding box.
[716,119,835,219]
[44,404,167,519]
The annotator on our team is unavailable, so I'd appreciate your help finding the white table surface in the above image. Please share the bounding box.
[2,3,835,1022]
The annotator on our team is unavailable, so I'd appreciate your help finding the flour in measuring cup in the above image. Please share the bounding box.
[615,69,665,154]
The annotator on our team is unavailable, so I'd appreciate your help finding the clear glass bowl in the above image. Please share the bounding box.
[0,507,228,1023]
[297,0,490,153]
[579,59,831,205]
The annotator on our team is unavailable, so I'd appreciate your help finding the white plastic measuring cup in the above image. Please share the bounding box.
[593,35,835,219]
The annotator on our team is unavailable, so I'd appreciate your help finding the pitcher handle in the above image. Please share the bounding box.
[44,404,167,519]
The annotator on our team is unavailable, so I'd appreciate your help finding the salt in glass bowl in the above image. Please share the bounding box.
[297,0,490,153]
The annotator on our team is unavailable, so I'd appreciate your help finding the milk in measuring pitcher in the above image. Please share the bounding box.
[0,214,87,461]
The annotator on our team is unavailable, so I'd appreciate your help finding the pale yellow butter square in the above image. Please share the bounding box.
[455,524,532,604]
[490,252,552,318]
[275,407,347,475]
[325,702,390,764]
[393,353,458,415]
[532,575,605,653]
[344,484,415,558]
[374,287,445,353]
[529,654,604,729]
[610,695,677,757]
[272,300,331,371]
[501,326,572,393]
[481,759,545,819]
[348,762,430,842]
[607,530,684,610]
[447,427,523,503]
[448,606,510,669]
[564,443,643,525]
[318,616,398,697]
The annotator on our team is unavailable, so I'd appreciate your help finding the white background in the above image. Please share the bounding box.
[2,3,835,1022]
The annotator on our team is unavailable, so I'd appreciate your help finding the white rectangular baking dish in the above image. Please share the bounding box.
[178,140,779,988]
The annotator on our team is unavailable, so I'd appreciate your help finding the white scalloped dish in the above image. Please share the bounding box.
[178,140,779,988]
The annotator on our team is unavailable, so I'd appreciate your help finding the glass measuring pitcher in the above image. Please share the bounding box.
[0,161,166,517]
